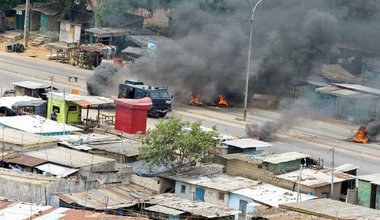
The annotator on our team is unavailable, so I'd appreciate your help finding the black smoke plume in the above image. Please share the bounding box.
[86,63,123,96]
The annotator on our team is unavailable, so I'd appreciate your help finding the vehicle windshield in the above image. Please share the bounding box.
[150,90,170,99]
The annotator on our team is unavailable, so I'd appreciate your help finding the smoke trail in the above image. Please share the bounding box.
[86,63,124,96]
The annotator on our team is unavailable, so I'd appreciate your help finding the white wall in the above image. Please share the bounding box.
[59,21,81,43]
[175,181,192,200]
[228,193,257,213]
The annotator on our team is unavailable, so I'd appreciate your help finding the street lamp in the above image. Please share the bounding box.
[243,0,264,121]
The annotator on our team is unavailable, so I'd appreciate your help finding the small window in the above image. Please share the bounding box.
[52,106,60,114]
[68,106,77,111]
[181,185,186,193]
[218,192,225,200]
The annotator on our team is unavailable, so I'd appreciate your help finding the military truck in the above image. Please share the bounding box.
[118,80,172,117]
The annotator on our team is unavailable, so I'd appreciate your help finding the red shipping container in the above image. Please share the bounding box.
[114,97,152,134]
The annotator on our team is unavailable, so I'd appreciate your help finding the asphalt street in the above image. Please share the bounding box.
[1,53,380,175]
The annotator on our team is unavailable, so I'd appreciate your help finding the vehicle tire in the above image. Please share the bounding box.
[159,113,167,118]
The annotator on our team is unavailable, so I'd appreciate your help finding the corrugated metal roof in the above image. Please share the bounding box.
[144,205,185,215]
[35,163,78,177]
[262,152,310,164]
[35,208,145,219]
[0,115,82,134]
[276,168,354,188]
[222,138,272,149]
[59,183,156,210]
[0,96,42,109]
[316,86,378,99]
[335,163,359,172]
[187,175,259,192]
[0,202,52,219]
[85,27,126,36]
[334,83,380,96]
[121,46,151,57]
[25,146,114,168]
[280,198,380,220]
[232,184,316,208]
[46,92,113,106]
[319,64,360,83]
[0,127,58,148]
[145,193,240,218]
[12,81,51,89]
[1,152,46,167]
[357,173,380,183]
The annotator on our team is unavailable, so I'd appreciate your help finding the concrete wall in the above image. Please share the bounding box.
[131,175,161,192]
[175,181,192,200]
[0,168,86,205]
[189,186,228,207]
[266,160,300,174]
[228,193,257,213]
[358,180,372,207]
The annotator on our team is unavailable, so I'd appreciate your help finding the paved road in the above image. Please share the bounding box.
[1,53,380,175]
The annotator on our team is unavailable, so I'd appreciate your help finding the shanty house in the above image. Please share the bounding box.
[357,173,380,209]
[32,2,65,34]
[0,96,46,117]
[228,184,316,217]
[84,27,126,46]
[262,152,310,174]
[316,83,380,123]
[221,138,271,155]
[144,193,240,220]
[276,167,355,200]
[56,183,156,213]
[59,20,82,44]
[160,164,258,207]
[46,92,113,123]
[12,81,53,99]
[12,3,41,31]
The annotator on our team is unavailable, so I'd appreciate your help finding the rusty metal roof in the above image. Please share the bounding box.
[1,151,46,167]
[59,183,156,210]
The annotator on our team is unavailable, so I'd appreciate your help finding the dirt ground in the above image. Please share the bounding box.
[0,39,51,60]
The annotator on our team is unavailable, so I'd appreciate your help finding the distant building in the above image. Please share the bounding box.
[221,138,272,155]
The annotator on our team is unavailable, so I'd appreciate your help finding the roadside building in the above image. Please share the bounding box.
[221,138,271,155]
[59,20,82,44]
[85,27,127,46]
[262,152,310,174]
[144,193,240,220]
[0,96,45,117]
[56,183,156,214]
[280,198,380,220]
[357,173,380,209]
[316,84,380,123]
[32,2,65,34]
[46,92,113,124]
[12,81,53,99]
[159,164,258,207]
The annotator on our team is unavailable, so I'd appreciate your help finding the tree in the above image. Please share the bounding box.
[0,0,16,12]
[139,116,219,173]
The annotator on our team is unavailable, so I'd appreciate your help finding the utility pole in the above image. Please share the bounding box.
[23,0,30,48]
[49,76,54,119]
[331,147,335,199]
[296,164,303,202]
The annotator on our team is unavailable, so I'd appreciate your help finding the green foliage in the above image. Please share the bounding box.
[139,116,219,173]
[0,0,16,12]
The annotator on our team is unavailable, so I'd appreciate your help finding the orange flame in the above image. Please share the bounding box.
[189,94,203,106]
[218,95,229,107]
[352,127,369,144]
